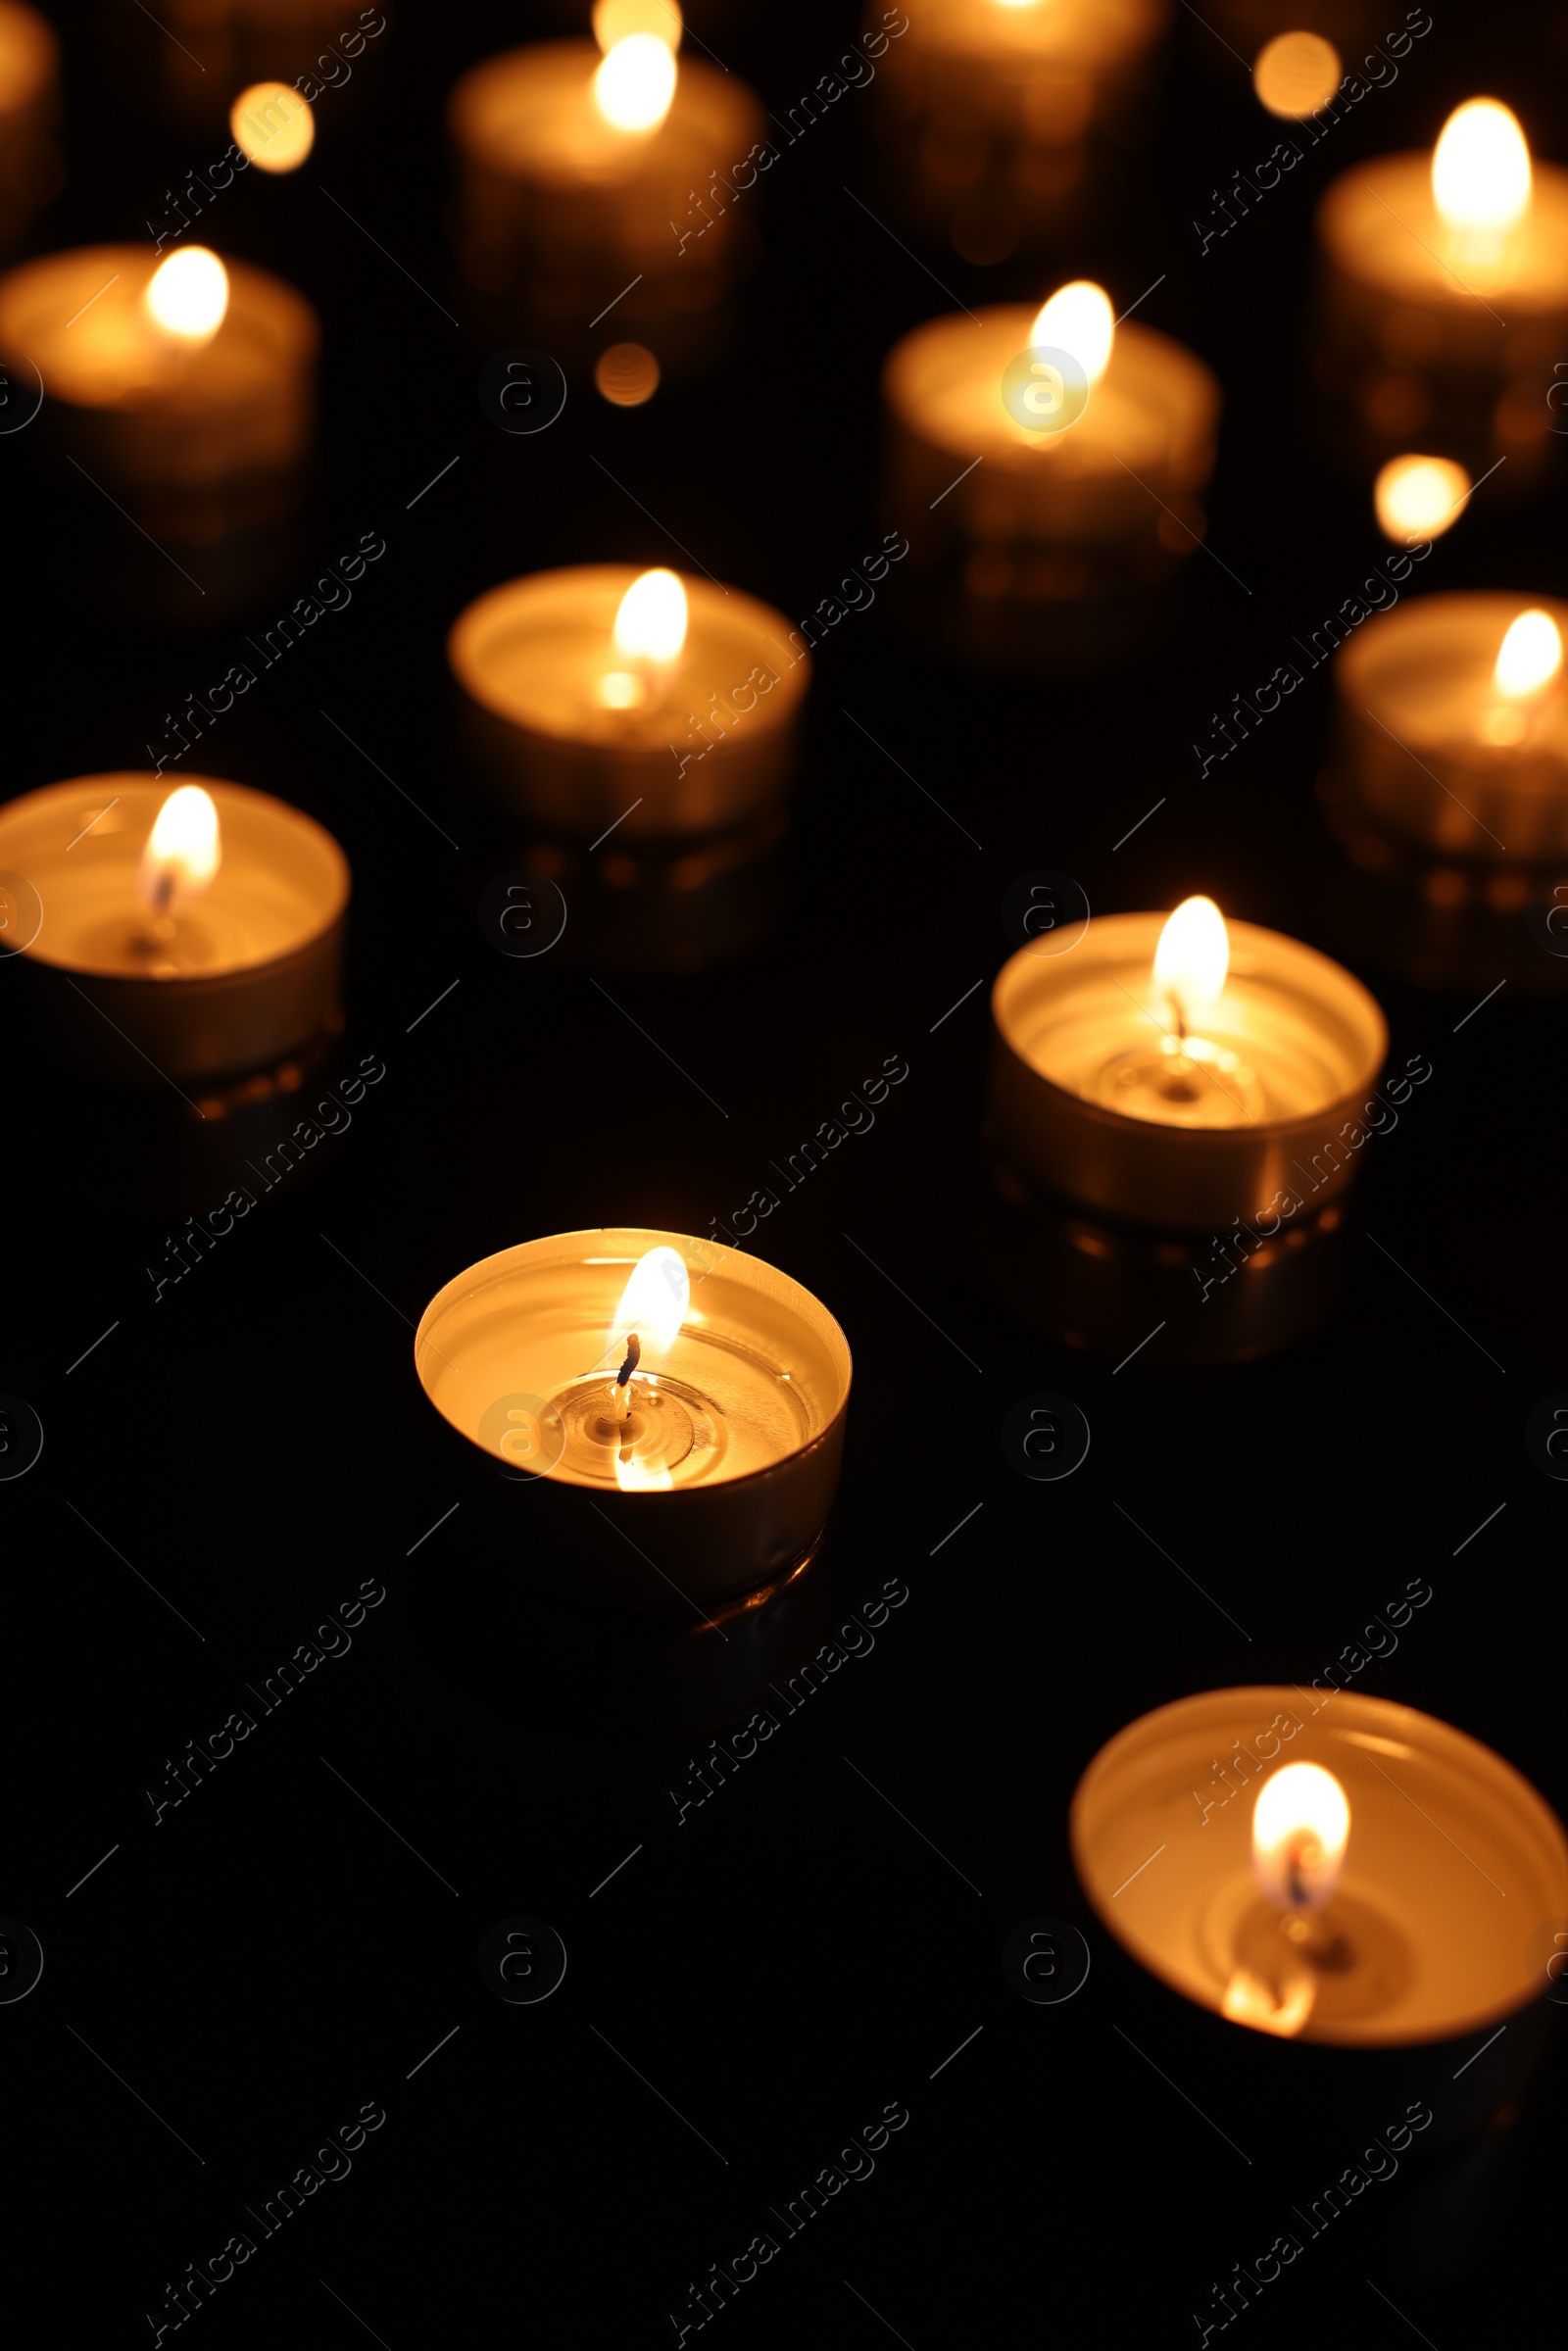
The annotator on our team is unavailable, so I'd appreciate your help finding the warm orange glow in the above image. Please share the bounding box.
[593,32,677,132]
[1433,100,1532,233]
[595,341,661,408]
[1254,31,1341,120]
[1494,610,1563,700]
[593,0,681,49]
[1152,896,1228,1033]
[613,567,687,664]
[1251,1763,1349,1913]
[1373,454,1470,543]
[1220,1965,1317,2036]
[1029,280,1114,387]
[605,1245,689,1377]
[230,81,316,172]
[138,785,220,913]
[145,247,229,340]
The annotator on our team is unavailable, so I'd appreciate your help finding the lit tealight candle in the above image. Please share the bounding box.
[883,277,1219,626]
[0,241,316,568]
[1317,99,1568,470]
[448,15,762,364]
[1336,592,1568,862]
[0,1,58,247]
[1073,1689,1568,2082]
[989,897,1387,1228]
[866,0,1168,253]
[416,1228,853,1606]
[449,563,809,840]
[0,772,349,1083]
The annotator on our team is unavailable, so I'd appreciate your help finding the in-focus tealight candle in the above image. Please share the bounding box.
[989,896,1387,1229]
[0,773,349,1082]
[449,563,809,840]
[1316,99,1568,475]
[416,1228,852,1606]
[448,13,762,369]
[1073,1688,1568,2064]
[884,278,1219,648]
[1336,592,1568,863]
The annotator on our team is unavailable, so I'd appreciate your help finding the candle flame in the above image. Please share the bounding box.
[593,0,681,50]
[138,785,221,912]
[1494,610,1562,700]
[1251,1763,1349,1914]
[594,32,677,132]
[1372,454,1470,544]
[605,1245,689,1377]
[145,247,229,341]
[1433,100,1532,233]
[613,567,687,663]
[1028,280,1114,388]
[231,81,315,172]
[1152,895,1228,1032]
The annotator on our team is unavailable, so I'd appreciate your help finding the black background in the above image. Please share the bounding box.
[5,3,1567,2344]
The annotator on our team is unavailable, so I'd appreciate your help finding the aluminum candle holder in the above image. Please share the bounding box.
[1071,1688,1568,2153]
[415,1229,853,1610]
[983,906,1388,1361]
[0,774,349,1084]
[883,282,1218,665]
[1321,593,1568,993]
[450,565,808,842]
[1315,97,1568,481]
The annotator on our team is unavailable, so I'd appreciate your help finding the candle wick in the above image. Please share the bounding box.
[617,1333,641,1420]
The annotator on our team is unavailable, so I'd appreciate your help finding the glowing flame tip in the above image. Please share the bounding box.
[1028,280,1114,387]
[145,246,229,340]
[1251,1763,1349,1914]
[1433,99,1532,233]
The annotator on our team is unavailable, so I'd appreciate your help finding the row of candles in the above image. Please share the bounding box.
[10,6,1565,2113]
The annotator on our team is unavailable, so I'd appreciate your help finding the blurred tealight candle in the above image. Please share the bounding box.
[883,277,1219,648]
[448,10,762,368]
[0,0,58,249]
[1336,592,1568,861]
[865,0,1169,255]
[0,240,316,589]
[449,563,809,840]
[1317,98,1568,474]
[0,773,349,1082]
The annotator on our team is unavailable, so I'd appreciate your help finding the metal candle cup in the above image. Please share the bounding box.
[449,565,808,841]
[1315,116,1568,476]
[989,913,1388,1231]
[448,41,761,362]
[883,300,1217,658]
[866,0,1168,249]
[1071,1688,1568,2140]
[0,775,349,1083]
[0,1,58,250]
[415,1229,852,1610]
[1336,592,1568,864]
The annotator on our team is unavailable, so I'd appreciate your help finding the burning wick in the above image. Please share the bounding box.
[617,1332,641,1420]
